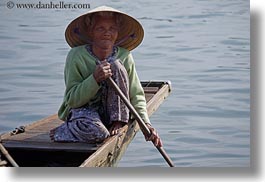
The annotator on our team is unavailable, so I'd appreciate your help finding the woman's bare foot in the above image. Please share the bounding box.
[109,121,125,136]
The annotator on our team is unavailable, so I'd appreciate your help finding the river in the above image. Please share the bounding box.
[0,0,249,167]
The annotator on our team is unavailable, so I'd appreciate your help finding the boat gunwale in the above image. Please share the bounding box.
[0,81,171,167]
[80,81,171,167]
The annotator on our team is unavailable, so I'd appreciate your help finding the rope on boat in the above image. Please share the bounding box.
[10,126,25,135]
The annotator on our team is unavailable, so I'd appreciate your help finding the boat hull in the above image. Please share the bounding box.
[0,81,171,167]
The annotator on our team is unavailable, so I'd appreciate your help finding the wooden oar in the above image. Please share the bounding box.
[107,77,175,167]
[0,143,19,167]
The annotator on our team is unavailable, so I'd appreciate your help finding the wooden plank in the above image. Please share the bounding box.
[80,133,119,167]
[0,81,171,166]
[1,115,62,145]
[80,121,138,167]
[1,114,61,140]
[3,140,99,153]
[80,82,171,167]
[0,114,99,152]
[145,93,155,102]
[0,160,8,166]
[1,92,154,145]
[143,87,159,94]
[146,84,170,116]
[141,81,170,88]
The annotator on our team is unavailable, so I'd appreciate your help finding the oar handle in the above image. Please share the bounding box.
[107,77,175,167]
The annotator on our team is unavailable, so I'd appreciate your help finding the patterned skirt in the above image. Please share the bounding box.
[51,59,130,143]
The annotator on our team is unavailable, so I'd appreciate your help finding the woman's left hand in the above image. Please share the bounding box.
[144,124,163,147]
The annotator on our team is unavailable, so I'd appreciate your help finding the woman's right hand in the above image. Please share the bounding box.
[144,124,163,147]
[93,60,112,83]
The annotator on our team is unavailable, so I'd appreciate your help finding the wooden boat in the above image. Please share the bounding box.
[0,81,171,167]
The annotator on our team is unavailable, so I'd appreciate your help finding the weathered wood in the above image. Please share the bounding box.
[0,81,171,167]
[80,121,138,167]
[80,82,171,167]
[0,93,154,152]
[146,84,171,116]
[1,114,61,141]
[3,141,99,152]
[142,87,159,94]
[0,143,19,167]
[0,160,8,167]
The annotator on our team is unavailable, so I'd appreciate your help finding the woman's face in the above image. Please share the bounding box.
[91,16,119,50]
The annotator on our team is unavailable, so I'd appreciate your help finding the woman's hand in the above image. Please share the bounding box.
[144,124,163,147]
[93,60,112,83]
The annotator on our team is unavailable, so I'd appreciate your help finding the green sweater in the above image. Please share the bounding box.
[58,45,150,124]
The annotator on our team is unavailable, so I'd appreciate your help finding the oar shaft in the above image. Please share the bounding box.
[156,146,175,167]
[0,143,19,167]
[107,78,150,134]
[107,78,175,167]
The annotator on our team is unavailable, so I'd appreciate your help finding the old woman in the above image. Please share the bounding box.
[50,6,162,147]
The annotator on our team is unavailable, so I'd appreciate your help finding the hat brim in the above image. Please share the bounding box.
[65,6,144,51]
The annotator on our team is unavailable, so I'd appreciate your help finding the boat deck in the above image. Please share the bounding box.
[0,82,167,154]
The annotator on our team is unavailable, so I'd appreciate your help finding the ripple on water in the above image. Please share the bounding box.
[0,50,18,59]
[175,137,218,144]
[0,35,18,40]
[0,0,250,167]
[220,38,249,46]
[168,109,249,118]
[209,127,240,135]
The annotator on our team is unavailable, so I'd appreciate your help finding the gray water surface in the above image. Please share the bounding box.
[0,0,249,167]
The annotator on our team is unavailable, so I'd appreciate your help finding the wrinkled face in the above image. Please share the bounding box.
[90,16,119,50]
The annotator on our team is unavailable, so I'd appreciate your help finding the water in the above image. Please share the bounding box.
[0,0,249,167]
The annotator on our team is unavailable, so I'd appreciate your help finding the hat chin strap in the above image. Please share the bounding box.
[73,27,136,47]
[114,33,136,46]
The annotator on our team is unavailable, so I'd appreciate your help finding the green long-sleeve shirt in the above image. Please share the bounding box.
[58,45,150,124]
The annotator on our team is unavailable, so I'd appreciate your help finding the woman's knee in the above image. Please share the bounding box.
[93,130,110,142]
[87,120,110,142]
[111,59,124,71]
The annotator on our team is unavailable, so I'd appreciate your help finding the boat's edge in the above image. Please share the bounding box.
[80,81,171,167]
[0,81,171,167]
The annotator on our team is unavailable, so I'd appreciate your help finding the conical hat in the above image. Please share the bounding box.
[65,6,144,51]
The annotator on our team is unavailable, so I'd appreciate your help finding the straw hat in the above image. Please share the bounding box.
[65,6,144,51]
